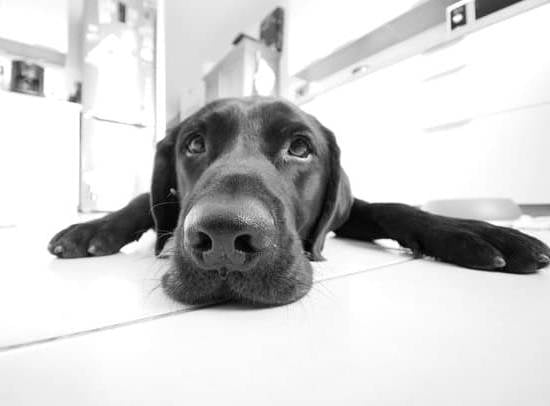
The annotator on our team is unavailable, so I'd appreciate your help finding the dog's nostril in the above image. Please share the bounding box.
[190,231,213,252]
[234,234,257,253]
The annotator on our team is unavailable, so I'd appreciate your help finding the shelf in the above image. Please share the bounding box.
[294,0,457,83]
[0,36,66,66]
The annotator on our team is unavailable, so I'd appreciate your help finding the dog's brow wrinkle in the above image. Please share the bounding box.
[240,107,262,133]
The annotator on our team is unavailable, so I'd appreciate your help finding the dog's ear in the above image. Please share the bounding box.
[305,126,353,261]
[151,125,180,255]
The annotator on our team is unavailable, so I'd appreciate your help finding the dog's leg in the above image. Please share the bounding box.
[48,193,154,258]
[334,198,550,274]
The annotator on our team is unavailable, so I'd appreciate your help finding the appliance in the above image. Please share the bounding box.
[446,0,527,33]
[80,0,156,212]
[10,60,44,96]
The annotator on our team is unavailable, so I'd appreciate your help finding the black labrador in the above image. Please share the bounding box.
[48,97,550,306]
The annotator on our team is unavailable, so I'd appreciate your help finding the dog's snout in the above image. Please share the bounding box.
[183,198,275,273]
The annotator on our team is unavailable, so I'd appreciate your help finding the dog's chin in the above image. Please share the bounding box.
[161,247,313,307]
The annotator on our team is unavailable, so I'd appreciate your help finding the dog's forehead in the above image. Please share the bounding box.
[192,97,321,133]
[248,98,306,121]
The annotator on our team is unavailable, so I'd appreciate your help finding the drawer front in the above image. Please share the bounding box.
[383,104,550,205]
[306,99,550,205]
[420,3,550,130]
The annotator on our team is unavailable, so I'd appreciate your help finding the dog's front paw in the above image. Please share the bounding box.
[473,223,550,273]
[411,218,550,274]
[48,220,129,259]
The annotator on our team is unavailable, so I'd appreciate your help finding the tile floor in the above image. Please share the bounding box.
[0,216,549,405]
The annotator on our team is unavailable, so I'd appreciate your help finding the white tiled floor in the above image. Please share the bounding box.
[0,220,411,349]
[0,219,549,405]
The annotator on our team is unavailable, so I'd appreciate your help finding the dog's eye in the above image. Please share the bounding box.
[288,138,312,159]
[186,135,206,155]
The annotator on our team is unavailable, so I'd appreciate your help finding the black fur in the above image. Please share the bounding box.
[150,126,180,254]
[304,125,353,260]
[48,97,550,305]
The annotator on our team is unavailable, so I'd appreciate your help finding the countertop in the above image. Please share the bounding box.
[0,88,81,110]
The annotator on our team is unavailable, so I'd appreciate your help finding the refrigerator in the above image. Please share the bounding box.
[80,0,156,212]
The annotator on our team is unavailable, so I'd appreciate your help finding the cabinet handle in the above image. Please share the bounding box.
[423,64,467,83]
[423,118,473,133]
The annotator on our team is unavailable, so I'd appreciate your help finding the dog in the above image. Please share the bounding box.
[48,97,550,306]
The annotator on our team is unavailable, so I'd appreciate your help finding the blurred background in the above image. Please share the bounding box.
[0,0,548,226]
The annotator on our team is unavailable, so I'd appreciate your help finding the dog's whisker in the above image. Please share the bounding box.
[145,282,163,298]
[150,201,179,211]
[156,231,175,239]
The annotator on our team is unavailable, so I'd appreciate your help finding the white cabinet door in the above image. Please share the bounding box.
[411,104,550,204]
[0,91,80,226]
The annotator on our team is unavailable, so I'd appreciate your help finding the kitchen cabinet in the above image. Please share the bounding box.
[420,2,550,130]
[0,90,80,226]
[302,3,550,205]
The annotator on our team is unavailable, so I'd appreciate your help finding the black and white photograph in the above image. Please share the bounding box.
[0,0,549,404]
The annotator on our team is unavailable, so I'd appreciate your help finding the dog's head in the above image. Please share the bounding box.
[153,97,352,306]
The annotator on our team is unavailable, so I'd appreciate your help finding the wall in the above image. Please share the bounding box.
[65,0,85,93]
[0,0,68,52]
[164,0,286,121]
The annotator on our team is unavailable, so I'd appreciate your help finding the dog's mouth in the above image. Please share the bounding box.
[161,227,313,306]
[159,193,313,306]
[160,220,313,306]
[161,255,313,307]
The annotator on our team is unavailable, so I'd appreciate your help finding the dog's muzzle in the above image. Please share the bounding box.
[182,196,276,278]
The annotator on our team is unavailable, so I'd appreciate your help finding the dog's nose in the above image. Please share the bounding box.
[183,198,276,273]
